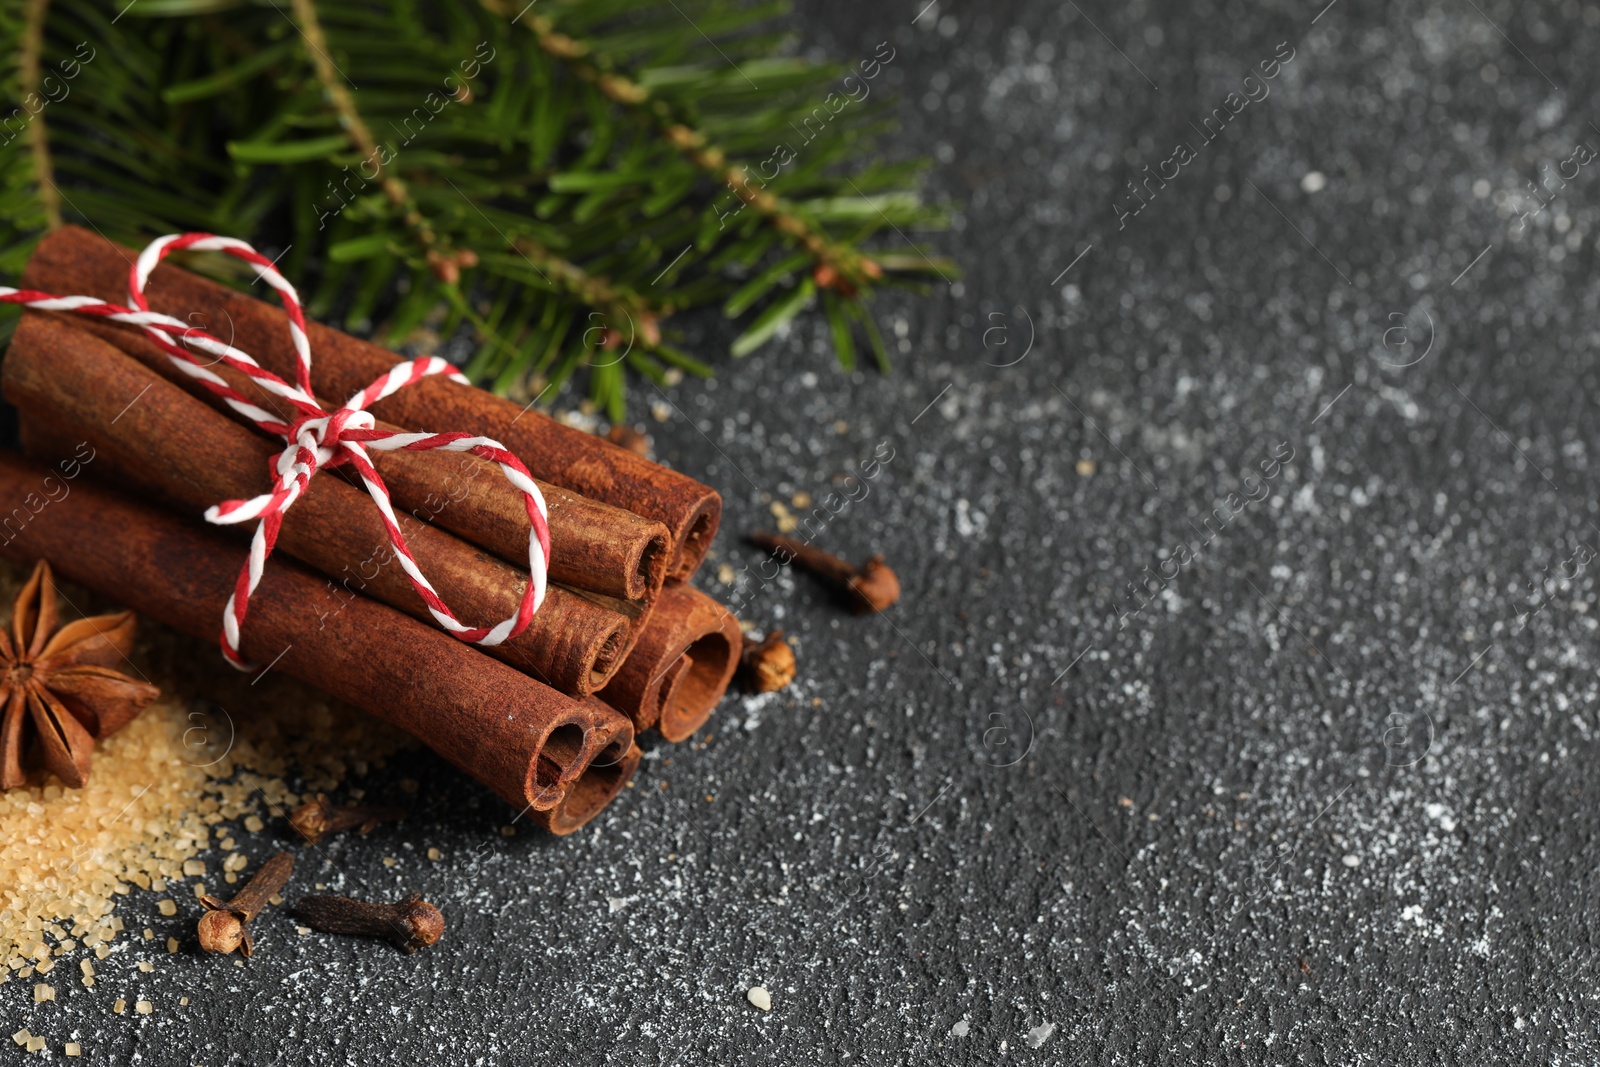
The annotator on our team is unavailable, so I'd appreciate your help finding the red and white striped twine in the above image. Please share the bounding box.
[1,233,550,670]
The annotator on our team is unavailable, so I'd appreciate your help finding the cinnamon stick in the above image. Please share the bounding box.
[24,227,721,583]
[53,311,667,656]
[0,451,634,830]
[6,313,629,697]
[599,584,743,742]
[535,715,639,835]
[53,307,670,606]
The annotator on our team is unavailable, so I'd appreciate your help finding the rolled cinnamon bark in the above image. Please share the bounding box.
[50,307,671,605]
[530,700,639,835]
[532,703,640,835]
[24,227,721,582]
[5,313,629,697]
[52,311,668,654]
[0,451,636,828]
[599,584,743,742]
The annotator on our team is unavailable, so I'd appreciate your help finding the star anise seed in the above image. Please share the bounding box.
[0,560,161,790]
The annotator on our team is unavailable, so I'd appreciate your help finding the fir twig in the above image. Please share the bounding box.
[0,0,952,413]
[19,0,57,230]
[490,0,880,292]
[288,0,427,240]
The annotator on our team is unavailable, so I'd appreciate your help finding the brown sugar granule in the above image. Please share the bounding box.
[0,558,413,973]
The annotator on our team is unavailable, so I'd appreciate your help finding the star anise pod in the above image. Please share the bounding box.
[0,560,161,790]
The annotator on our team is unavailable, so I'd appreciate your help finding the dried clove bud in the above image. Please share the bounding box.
[198,852,294,957]
[739,630,796,693]
[293,893,445,954]
[287,794,405,845]
[747,532,901,614]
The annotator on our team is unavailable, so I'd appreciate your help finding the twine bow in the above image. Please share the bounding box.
[1,233,550,669]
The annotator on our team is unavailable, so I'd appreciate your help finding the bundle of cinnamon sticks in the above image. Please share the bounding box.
[0,227,744,833]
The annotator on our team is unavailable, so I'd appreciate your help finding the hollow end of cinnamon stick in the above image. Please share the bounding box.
[531,742,641,836]
[671,499,721,584]
[599,584,743,742]
[657,617,742,743]
[628,528,673,604]
[644,656,693,736]
[581,616,629,692]
[527,721,591,810]
[527,695,636,813]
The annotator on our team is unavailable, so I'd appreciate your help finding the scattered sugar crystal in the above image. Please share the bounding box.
[135,1000,152,1015]
[64,1043,81,1057]
[111,999,125,1014]
[33,983,53,1002]
[0,615,409,975]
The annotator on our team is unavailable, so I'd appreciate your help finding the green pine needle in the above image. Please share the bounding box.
[0,0,954,414]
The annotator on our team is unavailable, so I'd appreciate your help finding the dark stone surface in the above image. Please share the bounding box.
[9,0,1600,1062]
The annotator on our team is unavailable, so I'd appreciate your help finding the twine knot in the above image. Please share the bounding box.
[284,407,375,474]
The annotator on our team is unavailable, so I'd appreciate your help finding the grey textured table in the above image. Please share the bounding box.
[9,0,1600,1062]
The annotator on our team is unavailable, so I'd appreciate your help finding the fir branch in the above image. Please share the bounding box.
[0,0,951,413]
[287,0,444,261]
[489,0,879,293]
[286,0,660,347]
[19,0,58,230]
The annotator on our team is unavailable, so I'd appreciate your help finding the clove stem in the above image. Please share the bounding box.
[294,893,445,954]
[288,794,405,845]
[198,852,294,957]
[746,532,901,614]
